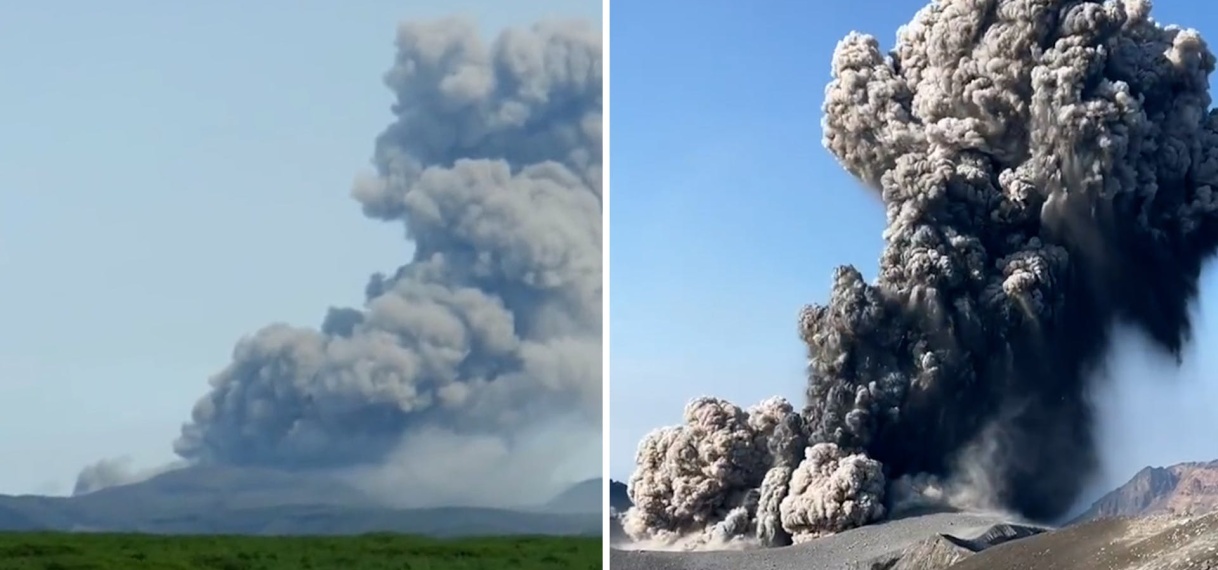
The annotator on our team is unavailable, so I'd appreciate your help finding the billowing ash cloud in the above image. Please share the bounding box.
[622,0,1218,548]
[73,457,186,496]
[66,17,601,489]
[173,18,602,471]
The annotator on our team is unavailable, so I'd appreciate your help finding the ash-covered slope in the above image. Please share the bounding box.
[611,511,1218,570]
[0,466,600,537]
[611,511,1046,570]
[862,520,1045,570]
[948,511,1218,570]
[1072,460,1218,523]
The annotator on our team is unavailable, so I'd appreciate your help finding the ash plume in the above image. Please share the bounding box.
[76,18,601,500]
[623,0,1218,548]
[73,458,187,496]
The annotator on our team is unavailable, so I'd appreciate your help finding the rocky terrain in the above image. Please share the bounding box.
[0,466,602,537]
[609,460,1218,569]
[1071,460,1218,523]
[951,512,1218,570]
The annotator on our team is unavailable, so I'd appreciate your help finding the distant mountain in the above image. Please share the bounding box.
[607,480,631,545]
[608,479,630,513]
[75,464,378,510]
[0,465,600,537]
[1071,460,1218,523]
[542,478,601,514]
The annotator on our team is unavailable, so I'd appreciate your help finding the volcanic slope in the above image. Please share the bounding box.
[609,511,1043,570]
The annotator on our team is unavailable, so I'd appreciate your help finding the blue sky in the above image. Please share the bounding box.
[0,0,599,496]
[609,0,1218,502]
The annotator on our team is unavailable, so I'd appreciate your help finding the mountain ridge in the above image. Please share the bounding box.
[1070,459,1218,523]
[0,466,601,537]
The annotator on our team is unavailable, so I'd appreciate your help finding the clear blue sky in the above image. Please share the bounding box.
[0,0,599,496]
[608,0,1218,503]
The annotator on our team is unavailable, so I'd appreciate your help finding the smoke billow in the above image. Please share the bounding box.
[622,0,1218,548]
[76,18,602,502]
[73,458,187,496]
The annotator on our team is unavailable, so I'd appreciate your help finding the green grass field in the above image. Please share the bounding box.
[0,532,601,570]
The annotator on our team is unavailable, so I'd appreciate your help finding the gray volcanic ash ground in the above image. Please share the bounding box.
[619,0,1218,554]
[612,509,1218,570]
[612,509,1047,570]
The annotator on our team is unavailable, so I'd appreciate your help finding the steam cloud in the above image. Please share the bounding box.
[622,0,1218,548]
[76,18,601,499]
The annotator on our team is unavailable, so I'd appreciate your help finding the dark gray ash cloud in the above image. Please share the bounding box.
[622,0,1218,548]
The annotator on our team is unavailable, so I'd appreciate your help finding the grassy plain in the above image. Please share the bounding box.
[0,532,600,570]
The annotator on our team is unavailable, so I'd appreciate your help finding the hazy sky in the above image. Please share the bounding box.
[609,0,1218,507]
[0,0,599,496]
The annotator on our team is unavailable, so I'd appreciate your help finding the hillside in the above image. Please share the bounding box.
[1071,460,1218,523]
[948,512,1218,570]
[0,466,600,537]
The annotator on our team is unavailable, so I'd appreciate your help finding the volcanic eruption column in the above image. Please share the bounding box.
[141,20,599,481]
[623,0,1218,547]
